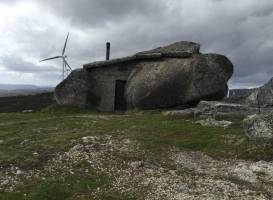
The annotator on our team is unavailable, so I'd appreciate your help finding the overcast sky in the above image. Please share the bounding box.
[0,0,272,88]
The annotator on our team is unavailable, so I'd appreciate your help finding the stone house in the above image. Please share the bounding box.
[54,41,233,112]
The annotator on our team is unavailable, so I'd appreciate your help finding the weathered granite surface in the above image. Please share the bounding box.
[125,53,233,109]
[55,41,233,111]
[243,112,273,144]
[246,77,273,107]
[163,101,257,119]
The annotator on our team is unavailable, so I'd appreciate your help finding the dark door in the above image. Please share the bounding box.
[114,80,127,111]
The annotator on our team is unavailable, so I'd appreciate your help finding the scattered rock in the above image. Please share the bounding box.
[232,163,258,183]
[129,161,145,169]
[243,112,273,143]
[144,162,161,170]
[82,136,95,144]
[22,110,33,113]
[20,139,29,145]
[162,109,195,118]
[231,160,273,184]
[15,169,22,175]
[195,117,232,127]
[2,134,273,199]
[32,152,39,156]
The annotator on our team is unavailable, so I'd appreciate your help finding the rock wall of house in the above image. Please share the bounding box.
[55,55,233,111]
[84,62,136,111]
[54,69,91,108]
[55,63,136,112]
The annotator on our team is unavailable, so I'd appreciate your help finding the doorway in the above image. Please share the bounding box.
[114,80,127,111]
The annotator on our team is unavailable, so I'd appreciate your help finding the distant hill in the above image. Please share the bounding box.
[229,88,257,98]
[0,84,54,97]
[0,84,53,90]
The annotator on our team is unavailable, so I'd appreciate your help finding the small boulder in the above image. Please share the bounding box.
[243,112,273,143]
[195,117,232,127]
[129,161,144,169]
[162,109,195,118]
[22,110,33,113]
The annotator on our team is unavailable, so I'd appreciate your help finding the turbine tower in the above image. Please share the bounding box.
[40,32,72,80]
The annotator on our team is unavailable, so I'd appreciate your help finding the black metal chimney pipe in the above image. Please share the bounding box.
[106,42,110,60]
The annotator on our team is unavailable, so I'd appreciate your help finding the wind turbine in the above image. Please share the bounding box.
[40,32,72,80]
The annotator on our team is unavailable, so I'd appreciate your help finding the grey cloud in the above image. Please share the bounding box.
[0,0,18,4]
[1,56,56,73]
[1,0,273,88]
[251,4,273,17]
[36,0,273,87]
[1,55,62,85]
[39,0,165,28]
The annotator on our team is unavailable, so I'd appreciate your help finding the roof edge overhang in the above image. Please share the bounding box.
[83,51,193,70]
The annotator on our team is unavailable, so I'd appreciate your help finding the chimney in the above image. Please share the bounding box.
[106,42,110,60]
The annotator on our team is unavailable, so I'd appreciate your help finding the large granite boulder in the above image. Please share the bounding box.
[243,112,273,144]
[54,69,100,108]
[137,41,201,55]
[125,53,233,109]
[55,41,233,111]
[246,77,273,107]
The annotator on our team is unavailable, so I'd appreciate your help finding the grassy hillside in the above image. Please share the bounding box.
[0,106,272,199]
[0,89,52,98]
[0,93,54,113]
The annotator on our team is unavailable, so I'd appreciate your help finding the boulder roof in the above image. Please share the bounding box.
[83,41,200,69]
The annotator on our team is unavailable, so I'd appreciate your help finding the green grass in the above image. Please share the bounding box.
[89,114,273,161]
[0,107,272,168]
[40,104,98,114]
[1,105,273,199]
[0,174,108,200]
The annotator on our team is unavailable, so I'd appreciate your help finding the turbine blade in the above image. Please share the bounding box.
[40,56,62,62]
[62,32,69,56]
[64,59,72,70]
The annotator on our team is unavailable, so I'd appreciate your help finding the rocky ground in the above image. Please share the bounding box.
[1,107,273,199]
[1,134,273,199]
